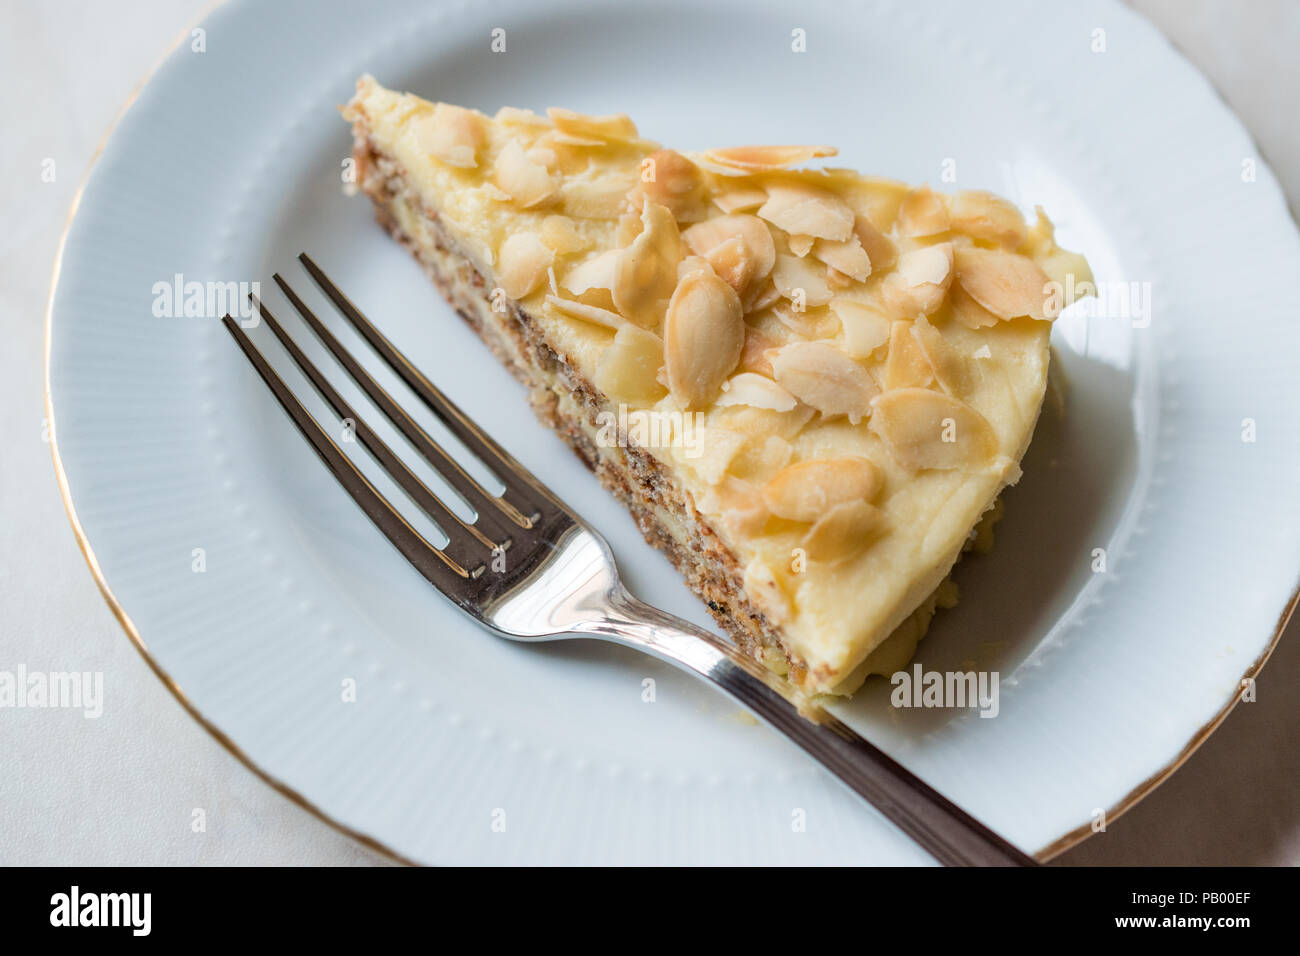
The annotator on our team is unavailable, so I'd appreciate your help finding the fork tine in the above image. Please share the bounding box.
[220,316,484,586]
[250,295,509,561]
[297,253,550,527]
[274,270,538,535]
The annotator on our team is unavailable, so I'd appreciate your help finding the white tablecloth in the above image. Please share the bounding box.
[2,0,1296,866]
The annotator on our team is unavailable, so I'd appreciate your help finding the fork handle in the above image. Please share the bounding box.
[583,588,1037,867]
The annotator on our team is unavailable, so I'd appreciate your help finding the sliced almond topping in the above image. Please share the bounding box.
[746,280,782,314]
[948,282,1002,329]
[663,270,745,407]
[911,314,968,396]
[494,140,557,207]
[881,242,953,316]
[561,176,635,219]
[739,325,781,376]
[562,249,620,296]
[702,145,838,171]
[756,184,854,241]
[544,294,624,330]
[682,214,777,301]
[762,457,883,523]
[729,434,794,482]
[830,299,891,358]
[493,106,552,128]
[715,372,799,412]
[766,342,878,423]
[802,501,886,563]
[540,214,590,254]
[949,190,1028,248]
[713,185,768,214]
[546,107,638,142]
[629,149,707,222]
[413,104,485,168]
[786,234,815,257]
[497,232,554,300]
[883,320,935,391]
[613,199,682,328]
[853,214,896,271]
[772,253,833,309]
[594,325,667,404]
[811,236,871,282]
[954,247,1052,320]
[770,301,841,340]
[711,476,771,539]
[897,185,950,238]
[870,388,998,470]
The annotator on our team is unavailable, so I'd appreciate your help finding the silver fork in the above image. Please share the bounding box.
[221,253,1036,867]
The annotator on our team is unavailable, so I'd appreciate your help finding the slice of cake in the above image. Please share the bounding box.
[342,76,1091,695]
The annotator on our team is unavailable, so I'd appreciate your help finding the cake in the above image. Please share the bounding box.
[342,76,1091,695]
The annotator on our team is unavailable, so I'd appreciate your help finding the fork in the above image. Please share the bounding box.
[220,253,1036,867]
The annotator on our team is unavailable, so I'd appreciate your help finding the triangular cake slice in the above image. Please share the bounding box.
[343,76,1091,695]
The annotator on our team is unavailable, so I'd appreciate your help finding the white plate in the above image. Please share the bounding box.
[47,0,1300,864]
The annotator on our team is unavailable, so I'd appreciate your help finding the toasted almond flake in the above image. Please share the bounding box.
[770,301,840,339]
[713,185,768,214]
[766,342,878,423]
[948,282,1002,329]
[715,372,799,412]
[897,185,950,238]
[746,280,782,314]
[954,247,1051,320]
[545,294,624,330]
[762,457,883,523]
[949,191,1028,248]
[413,104,485,168]
[802,501,886,562]
[494,140,557,207]
[547,265,558,295]
[613,199,682,328]
[870,388,998,470]
[702,145,838,171]
[546,107,638,142]
[853,215,896,271]
[677,254,713,279]
[525,145,560,170]
[480,182,512,202]
[497,232,554,299]
[561,176,635,219]
[546,130,607,147]
[786,234,815,257]
[711,476,771,538]
[663,270,745,407]
[739,325,781,376]
[682,214,777,301]
[911,314,968,395]
[729,434,794,481]
[756,184,854,241]
[562,249,620,295]
[811,235,871,281]
[826,267,854,290]
[881,242,953,316]
[540,214,590,254]
[772,253,833,308]
[883,319,935,390]
[629,149,707,222]
[594,325,667,404]
[494,106,552,127]
[830,299,891,358]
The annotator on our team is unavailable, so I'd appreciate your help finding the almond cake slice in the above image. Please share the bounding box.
[342,76,1092,695]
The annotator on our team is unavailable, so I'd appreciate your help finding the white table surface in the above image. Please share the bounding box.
[2,0,1296,866]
